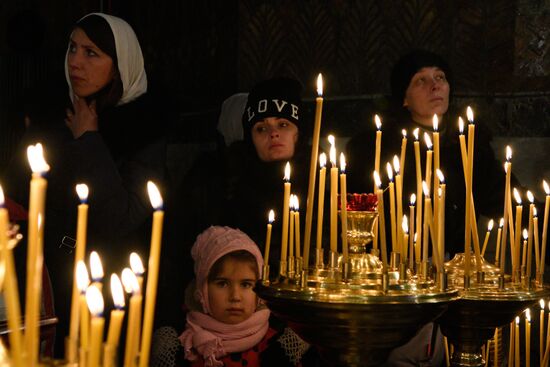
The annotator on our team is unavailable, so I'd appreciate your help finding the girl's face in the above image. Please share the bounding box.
[207,258,258,324]
[67,27,115,98]
[251,117,299,162]
[403,67,450,127]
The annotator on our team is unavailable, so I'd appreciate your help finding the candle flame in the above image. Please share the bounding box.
[27,143,50,174]
[414,232,418,243]
[130,252,145,275]
[544,180,549,195]
[329,146,336,166]
[466,106,474,123]
[386,162,393,181]
[268,209,275,223]
[328,134,335,146]
[527,190,534,203]
[111,273,125,309]
[410,193,416,206]
[436,169,445,184]
[422,181,430,198]
[76,261,90,293]
[294,196,300,211]
[374,115,382,130]
[402,215,408,233]
[284,162,291,181]
[340,153,346,173]
[392,155,400,174]
[540,299,545,310]
[513,188,522,205]
[515,316,520,324]
[76,183,89,202]
[86,285,104,317]
[534,207,538,217]
[89,251,104,281]
[499,218,504,228]
[289,194,296,211]
[0,185,4,207]
[487,219,494,231]
[373,171,381,188]
[316,73,323,96]
[121,267,140,294]
[458,117,464,134]
[413,128,419,141]
[319,153,327,168]
[506,146,512,161]
[402,129,407,138]
[424,132,433,150]
[526,308,531,322]
[523,228,528,240]
[433,115,439,131]
[147,181,163,210]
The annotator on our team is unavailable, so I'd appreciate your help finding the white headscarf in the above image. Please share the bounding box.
[64,12,148,106]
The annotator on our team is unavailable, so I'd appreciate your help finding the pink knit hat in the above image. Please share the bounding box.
[191,226,263,314]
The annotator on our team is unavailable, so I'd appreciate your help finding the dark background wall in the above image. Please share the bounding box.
[1,0,549,185]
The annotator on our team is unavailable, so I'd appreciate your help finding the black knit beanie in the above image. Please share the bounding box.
[390,49,452,105]
[242,77,302,141]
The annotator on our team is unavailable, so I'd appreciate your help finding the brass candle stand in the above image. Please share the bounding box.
[439,252,550,367]
[256,211,460,367]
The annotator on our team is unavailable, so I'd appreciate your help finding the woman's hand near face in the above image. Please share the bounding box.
[65,95,98,139]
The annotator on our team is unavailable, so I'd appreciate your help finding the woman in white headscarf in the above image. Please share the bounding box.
[43,13,168,355]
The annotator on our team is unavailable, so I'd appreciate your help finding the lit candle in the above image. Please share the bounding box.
[464,107,476,282]
[544,302,550,365]
[515,316,520,367]
[123,268,142,367]
[281,162,291,272]
[89,251,104,291]
[539,299,544,365]
[86,285,105,367]
[393,156,403,256]
[509,320,515,367]
[76,261,90,352]
[424,132,433,194]
[437,169,446,265]
[432,115,440,251]
[374,171,388,269]
[316,153,327,251]
[329,136,338,254]
[294,196,301,259]
[106,274,125,349]
[264,210,275,265]
[387,163,397,254]
[526,309,531,367]
[501,147,514,275]
[527,191,535,281]
[514,188,523,278]
[303,74,324,269]
[402,215,409,261]
[289,195,295,260]
[399,129,407,189]
[24,143,50,364]
[0,186,23,366]
[413,128,423,265]
[542,180,550,279]
[521,228,529,269]
[423,181,442,272]
[340,153,349,262]
[495,218,504,265]
[409,194,416,269]
[139,181,165,367]
[374,115,382,192]
[130,252,145,292]
[68,183,89,362]
[481,219,494,257]
[534,208,540,275]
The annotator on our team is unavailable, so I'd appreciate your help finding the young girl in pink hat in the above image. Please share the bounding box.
[168,226,315,367]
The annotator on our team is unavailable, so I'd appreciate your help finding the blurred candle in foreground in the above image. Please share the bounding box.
[106,274,125,349]
[76,261,90,351]
[123,268,142,367]
[86,285,104,367]
[139,181,165,367]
